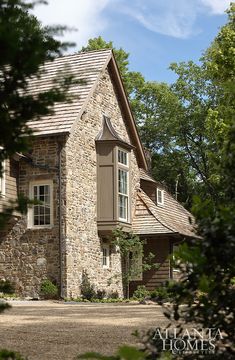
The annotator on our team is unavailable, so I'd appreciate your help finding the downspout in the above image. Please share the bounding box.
[58,140,63,298]
[18,141,65,297]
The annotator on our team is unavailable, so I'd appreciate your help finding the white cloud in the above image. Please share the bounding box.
[32,0,111,50]
[113,0,230,39]
[199,0,231,15]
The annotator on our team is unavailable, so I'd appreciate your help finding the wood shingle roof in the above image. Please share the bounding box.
[133,189,195,237]
[27,50,112,136]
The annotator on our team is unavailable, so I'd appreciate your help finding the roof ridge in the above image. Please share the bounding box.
[55,49,112,59]
[137,189,176,233]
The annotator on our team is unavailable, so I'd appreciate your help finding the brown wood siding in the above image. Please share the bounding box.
[130,236,171,294]
[0,158,18,212]
[97,143,115,222]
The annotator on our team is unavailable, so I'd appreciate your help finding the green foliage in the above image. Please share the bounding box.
[0,301,11,314]
[78,345,145,360]
[132,286,150,300]
[0,279,14,294]
[108,291,119,299]
[40,279,58,299]
[0,350,26,360]
[80,271,96,301]
[111,228,158,299]
[149,282,175,303]
[95,289,106,300]
[0,0,74,162]
[0,0,76,228]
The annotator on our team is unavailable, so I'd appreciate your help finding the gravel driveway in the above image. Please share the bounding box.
[0,300,168,360]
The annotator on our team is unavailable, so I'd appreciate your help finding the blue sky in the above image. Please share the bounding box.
[33,0,231,83]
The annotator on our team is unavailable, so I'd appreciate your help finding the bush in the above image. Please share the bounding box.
[0,279,15,294]
[133,285,150,300]
[95,289,106,300]
[80,271,96,300]
[40,279,58,299]
[150,282,175,303]
[108,291,119,299]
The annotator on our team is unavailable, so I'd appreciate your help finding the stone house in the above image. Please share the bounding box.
[0,50,194,298]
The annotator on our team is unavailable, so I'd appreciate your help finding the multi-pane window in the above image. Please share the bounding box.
[118,149,129,222]
[102,244,110,268]
[29,182,53,227]
[157,188,164,206]
[118,149,128,166]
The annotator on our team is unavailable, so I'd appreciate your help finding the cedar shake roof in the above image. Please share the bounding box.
[132,189,195,237]
[140,168,157,183]
[26,49,148,170]
[27,50,112,136]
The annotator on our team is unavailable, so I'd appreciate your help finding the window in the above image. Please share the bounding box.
[28,181,53,228]
[118,149,128,166]
[0,160,5,196]
[156,188,164,206]
[102,244,110,268]
[118,149,129,222]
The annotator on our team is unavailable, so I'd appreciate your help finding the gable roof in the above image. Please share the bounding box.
[27,50,112,136]
[132,189,195,237]
[26,49,148,170]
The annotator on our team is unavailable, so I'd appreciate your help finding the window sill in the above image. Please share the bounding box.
[27,225,54,230]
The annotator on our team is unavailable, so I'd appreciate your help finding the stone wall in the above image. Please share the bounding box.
[64,68,140,298]
[0,136,65,297]
[0,67,141,299]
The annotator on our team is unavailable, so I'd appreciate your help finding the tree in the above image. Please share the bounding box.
[81,37,224,207]
[0,0,76,222]
[111,228,157,299]
[0,0,75,164]
[78,4,235,359]
[156,5,235,358]
[0,0,75,342]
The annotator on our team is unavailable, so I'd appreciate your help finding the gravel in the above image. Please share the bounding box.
[0,300,168,360]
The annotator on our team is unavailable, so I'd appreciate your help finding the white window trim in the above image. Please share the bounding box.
[117,149,129,222]
[28,180,53,229]
[102,244,110,269]
[0,160,6,197]
[156,188,164,206]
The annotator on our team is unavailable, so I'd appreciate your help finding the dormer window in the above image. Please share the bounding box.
[157,188,164,206]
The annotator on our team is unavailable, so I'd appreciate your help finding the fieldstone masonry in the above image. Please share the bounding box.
[0,68,140,298]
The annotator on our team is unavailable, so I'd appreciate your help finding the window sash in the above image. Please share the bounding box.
[157,188,164,205]
[118,149,128,166]
[118,168,128,221]
[102,245,110,268]
[33,185,51,226]
[28,181,53,228]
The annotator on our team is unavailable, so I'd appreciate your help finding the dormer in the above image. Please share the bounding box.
[96,115,134,234]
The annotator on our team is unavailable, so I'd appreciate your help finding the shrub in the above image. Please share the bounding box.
[95,289,106,300]
[108,291,119,299]
[0,279,15,294]
[133,285,150,300]
[40,279,58,299]
[150,282,175,303]
[80,271,96,300]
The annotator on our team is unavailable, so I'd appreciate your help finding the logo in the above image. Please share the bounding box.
[152,327,223,355]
